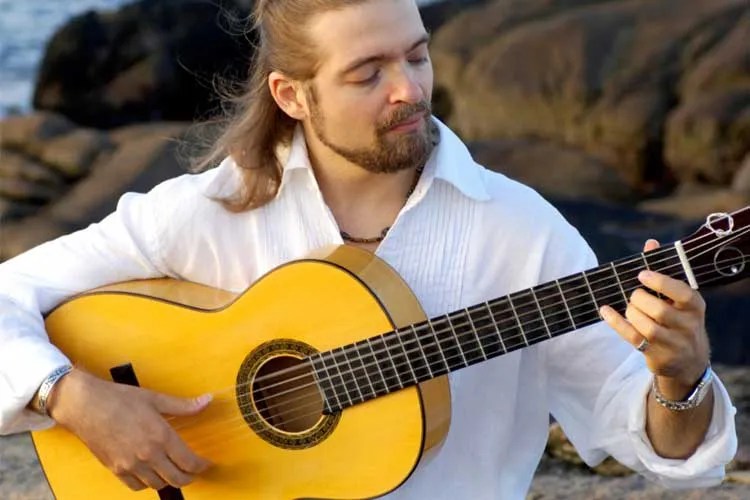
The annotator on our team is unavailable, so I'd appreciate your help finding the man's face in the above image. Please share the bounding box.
[303,0,434,173]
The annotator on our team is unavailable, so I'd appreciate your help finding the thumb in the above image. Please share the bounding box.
[151,392,212,416]
[643,238,660,252]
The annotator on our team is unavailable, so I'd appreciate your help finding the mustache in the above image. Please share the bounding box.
[378,100,432,132]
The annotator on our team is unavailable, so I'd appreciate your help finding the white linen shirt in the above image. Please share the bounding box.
[0,119,737,499]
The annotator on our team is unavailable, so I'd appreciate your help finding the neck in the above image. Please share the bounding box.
[302,126,422,244]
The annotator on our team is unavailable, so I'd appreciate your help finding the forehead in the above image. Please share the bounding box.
[307,0,427,72]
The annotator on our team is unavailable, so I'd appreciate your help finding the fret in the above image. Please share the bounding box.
[383,333,416,387]
[611,261,629,304]
[408,324,433,380]
[557,274,599,330]
[582,272,598,309]
[365,338,388,395]
[491,297,526,352]
[433,316,467,371]
[644,247,686,298]
[310,352,343,413]
[366,337,397,394]
[330,347,358,406]
[586,266,628,314]
[534,281,575,336]
[484,301,507,355]
[393,330,419,383]
[465,308,488,362]
[613,256,645,307]
[342,344,375,400]
[529,287,552,338]
[425,318,451,375]
[507,294,528,345]
[508,291,549,345]
[445,314,470,367]
[555,279,576,329]
[641,252,664,301]
[379,334,404,390]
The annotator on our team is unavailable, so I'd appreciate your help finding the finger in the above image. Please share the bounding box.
[643,239,660,252]
[152,453,194,488]
[117,473,147,491]
[624,302,667,343]
[629,288,678,327]
[151,392,212,417]
[637,270,698,308]
[166,432,212,475]
[599,305,646,349]
[133,464,168,490]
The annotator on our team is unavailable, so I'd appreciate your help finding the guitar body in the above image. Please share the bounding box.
[32,246,451,499]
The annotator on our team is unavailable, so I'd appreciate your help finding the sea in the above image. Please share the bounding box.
[0,0,440,118]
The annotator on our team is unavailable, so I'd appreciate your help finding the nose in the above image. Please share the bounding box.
[388,63,424,105]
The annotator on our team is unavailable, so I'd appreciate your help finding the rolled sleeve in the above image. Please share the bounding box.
[618,359,737,488]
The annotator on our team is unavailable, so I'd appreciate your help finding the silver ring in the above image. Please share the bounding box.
[636,338,649,352]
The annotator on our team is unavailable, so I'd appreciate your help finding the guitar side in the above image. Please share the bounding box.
[31,246,451,499]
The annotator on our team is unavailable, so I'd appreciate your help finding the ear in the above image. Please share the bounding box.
[268,71,308,120]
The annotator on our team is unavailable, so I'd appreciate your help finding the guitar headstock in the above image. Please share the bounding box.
[681,206,750,289]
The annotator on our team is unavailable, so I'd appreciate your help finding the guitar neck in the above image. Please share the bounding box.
[310,245,692,414]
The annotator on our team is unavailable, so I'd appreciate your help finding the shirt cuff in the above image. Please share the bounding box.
[626,369,738,488]
[0,343,71,435]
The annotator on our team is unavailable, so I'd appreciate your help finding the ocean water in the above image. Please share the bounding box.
[0,0,440,119]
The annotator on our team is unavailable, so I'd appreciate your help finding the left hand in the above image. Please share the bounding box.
[599,239,710,399]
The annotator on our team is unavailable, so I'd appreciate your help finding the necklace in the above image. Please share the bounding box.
[339,165,424,244]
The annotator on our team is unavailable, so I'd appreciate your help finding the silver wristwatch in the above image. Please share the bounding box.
[652,364,713,411]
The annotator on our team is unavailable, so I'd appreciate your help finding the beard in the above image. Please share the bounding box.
[307,87,435,174]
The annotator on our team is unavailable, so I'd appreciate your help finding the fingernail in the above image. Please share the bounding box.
[599,306,611,320]
[639,270,652,281]
[195,393,213,406]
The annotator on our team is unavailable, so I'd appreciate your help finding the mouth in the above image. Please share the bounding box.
[388,113,426,132]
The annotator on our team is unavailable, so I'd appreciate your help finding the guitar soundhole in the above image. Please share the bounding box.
[236,339,340,449]
[253,355,323,433]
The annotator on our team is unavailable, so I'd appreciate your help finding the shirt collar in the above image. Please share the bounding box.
[206,117,490,202]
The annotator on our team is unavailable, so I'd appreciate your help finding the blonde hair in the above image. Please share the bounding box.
[192,0,367,211]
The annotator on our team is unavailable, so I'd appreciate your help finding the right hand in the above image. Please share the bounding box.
[47,368,213,491]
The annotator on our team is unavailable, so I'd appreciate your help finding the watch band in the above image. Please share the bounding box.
[35,365,74,417]
[652,364,713,411]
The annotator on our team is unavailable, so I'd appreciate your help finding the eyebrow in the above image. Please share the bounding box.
[340,33,431,75]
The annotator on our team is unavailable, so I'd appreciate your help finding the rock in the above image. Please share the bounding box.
[728,471,750,485]
[0,112,75,155]
[0,199,41,221]
[665,89,750,185]
[0,123,190,260]
[0,177,62,203]
[46,124,189,227]
[534,364,750,497]
[0,433,52,500]
[638,188,749,220]
[732,154,750,194]
[39,129,114,179]
[0,150,64,185]
[430,0,750,191]
[32,0,257,129]
[469,138,636,203]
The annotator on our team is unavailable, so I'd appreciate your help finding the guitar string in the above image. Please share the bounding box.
[187,262,744,456]
[170,223,749,427]
[174,255,745,443]
[169,226,748,432]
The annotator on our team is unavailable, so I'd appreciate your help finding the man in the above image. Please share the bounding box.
[0,0,737,498]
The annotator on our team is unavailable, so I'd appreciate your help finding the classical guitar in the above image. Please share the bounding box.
[32,208,749,499]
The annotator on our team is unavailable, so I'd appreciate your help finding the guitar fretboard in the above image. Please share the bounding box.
[309,246,688,413]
